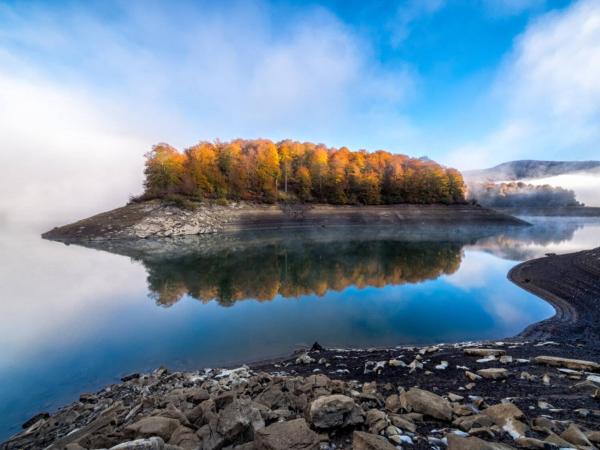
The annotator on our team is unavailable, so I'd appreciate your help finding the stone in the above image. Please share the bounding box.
[217,399,265,441]
[534,356,600,372]
[399,387,453,421]
[296,353,316,364]
[389,414,416,432]
[448,393,464,402]
[464,348,506,357]
[482,403,524,427]
[447,434,516,450]
[560,423,593,447]
[365,409,388,434]
[384,394,401,413]
[513,437,552,449]
[254,418,320,450]
[125,417,181,441]
[109,437,165,450]
[352,431,396,450]
[454,414,494,431]
[476,368,508,379]
[168,425,201,450]
[307,395,364,429]
[466,371,482,381]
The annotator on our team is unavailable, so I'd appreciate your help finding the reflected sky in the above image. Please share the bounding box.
[1,220,600,440]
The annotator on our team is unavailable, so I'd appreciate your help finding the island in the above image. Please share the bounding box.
[42,139,527,242]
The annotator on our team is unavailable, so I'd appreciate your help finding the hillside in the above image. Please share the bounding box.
[464,160,600,183]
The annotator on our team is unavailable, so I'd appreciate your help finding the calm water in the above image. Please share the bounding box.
[1,217,599,440]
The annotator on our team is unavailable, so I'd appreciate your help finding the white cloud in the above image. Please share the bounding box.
[0,1,418,230]
[451,0,600,179]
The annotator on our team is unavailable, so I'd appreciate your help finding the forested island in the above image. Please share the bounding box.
[138,139,466,205]
[43,139,531,242]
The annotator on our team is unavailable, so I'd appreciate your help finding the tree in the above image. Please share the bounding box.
[143,143,186,197]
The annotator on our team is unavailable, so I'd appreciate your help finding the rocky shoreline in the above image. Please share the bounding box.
[41,200,528,242]
[3,249,600,450]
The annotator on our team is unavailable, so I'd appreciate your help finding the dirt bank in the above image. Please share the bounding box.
[42,201,528,242]
[509,247,600,344]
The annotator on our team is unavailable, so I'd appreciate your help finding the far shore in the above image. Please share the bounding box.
[3,246,600,450]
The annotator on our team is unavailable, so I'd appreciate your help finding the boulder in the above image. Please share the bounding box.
[168,425,201,450]
[307,395,364,429]
[399,388,453,421]
[125,417,181,441]
[352,431,396,450]
[254,418,320,450]
[482,403,524,426]
[476,368,508,380]
[447,434,516,449]
[217,399,265,441]
[534,356,600,372]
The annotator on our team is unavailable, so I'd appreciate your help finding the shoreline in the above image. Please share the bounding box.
[41,200,528,242]
[3,249,600,450]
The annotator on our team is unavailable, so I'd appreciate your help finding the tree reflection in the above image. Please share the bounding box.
[143,240,464,307]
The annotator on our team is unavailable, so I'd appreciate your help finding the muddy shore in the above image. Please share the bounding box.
[3,248,600,450]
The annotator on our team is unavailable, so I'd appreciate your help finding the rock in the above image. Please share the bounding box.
[513,437,551,449]
[476,368,508,380]
[481,403,527,439]
[466,371,482,381]
[587,431,600,444]
[389,414,416,432]
[109,437,165,450]
[454,414,494,431]
[384,394,401,413]
[499,356,513,364]
[217,399,265,441]
[365,409,388,434]
[388,359,405,367]
[534,356,600,372]
[544,432,574,448]
[307,395,364,429]
[464,348,506,357]
[435,360,449,370]
[22,412,50,429]
[362,381,377,395]
[254,418,320,450]
[399,387,453,421]
[352,431,396,450]
[126,417,181,441]
[482,403,524,426]
[296,353,316,364]
[448,393,464,402]
[168,425,201,450]
[560,423,593,447]
[447,434,516,449]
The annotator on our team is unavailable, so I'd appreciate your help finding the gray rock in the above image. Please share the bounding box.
[352,431,396,450]
[399,388,453,421]
[307,395,364,429]
[217,399,265,442]
[254,418,320,450]
[126,417,181,441]
[476,368,508,380]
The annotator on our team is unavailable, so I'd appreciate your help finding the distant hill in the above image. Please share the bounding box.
[464,160,600,182]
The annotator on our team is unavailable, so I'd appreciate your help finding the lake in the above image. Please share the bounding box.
[1,217,599,440]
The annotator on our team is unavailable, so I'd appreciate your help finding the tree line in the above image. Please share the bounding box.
[468,181,582,208]
[140,139,466,205]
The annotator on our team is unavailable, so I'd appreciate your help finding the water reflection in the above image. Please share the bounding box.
[145,240,463,307]
[1,219,599,440]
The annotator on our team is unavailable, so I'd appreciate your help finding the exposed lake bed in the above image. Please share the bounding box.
[2,216,600,449]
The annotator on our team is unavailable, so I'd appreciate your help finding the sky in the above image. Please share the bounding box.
[1,0,599,228]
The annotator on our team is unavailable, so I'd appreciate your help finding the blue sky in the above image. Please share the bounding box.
[1,0,599,226]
